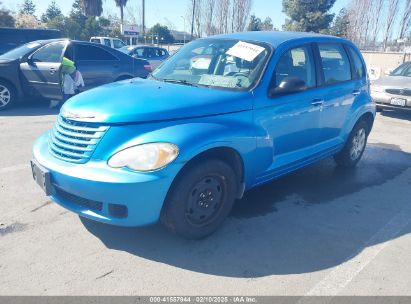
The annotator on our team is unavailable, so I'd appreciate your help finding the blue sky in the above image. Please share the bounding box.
[2,0,349,31]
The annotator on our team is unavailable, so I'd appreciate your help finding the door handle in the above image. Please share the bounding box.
[49,68,56,75]
[352,90,361,96]
[311,99,324,106]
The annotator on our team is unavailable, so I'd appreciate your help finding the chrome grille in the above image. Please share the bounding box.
[49,116,109,163]
[385,88,411,96]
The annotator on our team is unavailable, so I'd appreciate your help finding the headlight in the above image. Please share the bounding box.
[108,143,179,172]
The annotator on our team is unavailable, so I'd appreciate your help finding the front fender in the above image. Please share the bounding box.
[94,111,257,185]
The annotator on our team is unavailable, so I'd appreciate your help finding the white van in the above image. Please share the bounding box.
[90,37,126,49]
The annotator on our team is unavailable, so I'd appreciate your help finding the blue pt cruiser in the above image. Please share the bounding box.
[32,32,376,239]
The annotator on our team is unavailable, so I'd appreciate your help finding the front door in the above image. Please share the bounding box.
[20,41,67,100]
[253,44,324,182]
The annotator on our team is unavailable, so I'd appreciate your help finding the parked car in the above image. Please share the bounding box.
[119,45,169,69]
[371,61,411,110]
[0,27,61,55]
[32,32,376,239]
[90,37,126,49]
[0,39,151,110]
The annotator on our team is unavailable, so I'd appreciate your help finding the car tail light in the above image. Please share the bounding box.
[144,64,152,72]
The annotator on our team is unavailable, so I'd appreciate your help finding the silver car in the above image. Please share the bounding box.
[371,61,411,110]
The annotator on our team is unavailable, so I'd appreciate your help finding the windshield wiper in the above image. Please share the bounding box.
[161,78,208,88]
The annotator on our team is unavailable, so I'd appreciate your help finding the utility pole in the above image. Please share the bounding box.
[190,0,196,40]
[142,0,145,37]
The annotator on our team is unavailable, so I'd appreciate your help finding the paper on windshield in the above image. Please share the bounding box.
[226,41,265,62]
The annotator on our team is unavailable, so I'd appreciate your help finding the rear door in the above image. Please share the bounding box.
[314,43,358,144]
[72,43,120,90]
[20,41,67,100]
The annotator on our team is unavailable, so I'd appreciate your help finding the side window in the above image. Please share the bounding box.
[318,44,351,84]
[275,46,316,88]
[113,39,125,48]
[90,38,100,44]
[75,44,117,61]
[103,39,111,47]
[348,46,366,79]
[134,48,145,58]
[31,42,65,63]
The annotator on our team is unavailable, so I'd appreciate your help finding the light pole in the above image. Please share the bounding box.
[180,16,186,44]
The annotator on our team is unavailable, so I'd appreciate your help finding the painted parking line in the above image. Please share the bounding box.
[305,202,411,296]
[0,164,29,174]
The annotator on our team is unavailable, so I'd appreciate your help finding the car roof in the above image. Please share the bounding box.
[209,31,353,48]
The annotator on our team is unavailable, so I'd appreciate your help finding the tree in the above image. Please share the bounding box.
[41,1,62,23]
[382,0,400,51]
[262,17,274,31]
[114,0,128,27]
[0,2,15,27]
[80,0,103,17]
[231,0,252,32]
[330,8,349,38]
[282,0,336,33]
[148,23,174,43]
[15,13,44,28]
[19,0,36,16]
[399,0,411,40]
[247,14,262,31]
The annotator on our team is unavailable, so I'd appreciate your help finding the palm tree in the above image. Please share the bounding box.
[79,0,102,17]
[115,0,128,27]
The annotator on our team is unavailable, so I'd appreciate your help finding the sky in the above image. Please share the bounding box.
[2,0,349,32]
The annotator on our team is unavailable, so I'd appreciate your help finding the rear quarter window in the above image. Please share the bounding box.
[347,46,366,79]
[318,44,352,85]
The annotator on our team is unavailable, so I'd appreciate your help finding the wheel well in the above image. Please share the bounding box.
[359,112,374,135]
[175,147,245,197]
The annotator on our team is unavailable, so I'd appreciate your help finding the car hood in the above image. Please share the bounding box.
[61,78,253,123]
[372,75,411,88]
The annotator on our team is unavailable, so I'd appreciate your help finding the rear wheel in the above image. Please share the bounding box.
[161,159,237,239]
[334,119,369,168]
[0,80,16,111]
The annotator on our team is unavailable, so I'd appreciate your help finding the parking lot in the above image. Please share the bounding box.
[0,104,411,295]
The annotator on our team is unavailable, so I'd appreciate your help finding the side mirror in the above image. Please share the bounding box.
[270,77,307,96]
[384,69,393,76]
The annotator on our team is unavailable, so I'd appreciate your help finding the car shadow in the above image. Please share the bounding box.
[380,108,411,121]
[81,143,411,278]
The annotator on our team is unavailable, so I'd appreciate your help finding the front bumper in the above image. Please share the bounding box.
[33,132,180,226]
[371,91,411,108]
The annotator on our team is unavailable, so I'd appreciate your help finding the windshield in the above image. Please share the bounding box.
[0,41,42,60]
[391,62,411,77]
[152,39,271,90]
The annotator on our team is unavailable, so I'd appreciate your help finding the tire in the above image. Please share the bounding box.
[161,159,238,239]
[334,119,369,168]
[0,80,17,111]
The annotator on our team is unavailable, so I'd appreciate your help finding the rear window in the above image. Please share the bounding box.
[348,46,366,79]
[318,44,352,85]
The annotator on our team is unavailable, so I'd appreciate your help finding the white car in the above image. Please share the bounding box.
[90,37,126,49]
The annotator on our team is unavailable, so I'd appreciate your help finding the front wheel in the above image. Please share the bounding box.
[0,80,16,111]
[161,159,238,239]
[334,120,369,168]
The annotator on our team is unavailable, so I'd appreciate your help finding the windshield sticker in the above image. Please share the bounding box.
[226,41,265,62]
[199,75,243,88]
